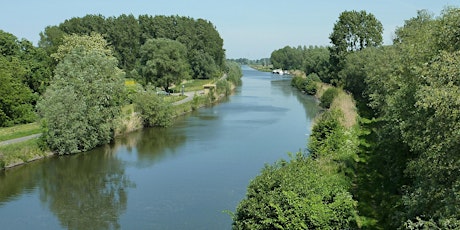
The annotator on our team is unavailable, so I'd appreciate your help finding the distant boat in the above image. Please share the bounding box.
[272,69,284,75]
[272,69,290,76]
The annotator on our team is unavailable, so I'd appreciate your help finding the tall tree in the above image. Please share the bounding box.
[0,30,39,126]
[138,38,190,92]
[37,34,124,155]
[106,14,141,71]
[270,46,303,70]
[329,10,383,84]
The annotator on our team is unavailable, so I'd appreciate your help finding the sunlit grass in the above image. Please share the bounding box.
[171,79,213,92]
[0,138,51,169]
[0,123,42,142]
[331,91,357,128]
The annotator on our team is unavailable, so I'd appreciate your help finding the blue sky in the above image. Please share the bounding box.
[1,0,458,59]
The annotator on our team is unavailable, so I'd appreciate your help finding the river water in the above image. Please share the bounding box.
[0,66,319,229]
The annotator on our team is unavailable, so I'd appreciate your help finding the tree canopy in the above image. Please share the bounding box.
[329,10,383,84]
[38,14,225,80]
[0,30,50,126]
[37,34,124,155]
[137,38,190,91]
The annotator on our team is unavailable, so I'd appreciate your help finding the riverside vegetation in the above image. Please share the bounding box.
[0,14,242,169]
[233,7,460,229]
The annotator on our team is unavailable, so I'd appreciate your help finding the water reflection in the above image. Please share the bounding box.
[114,127,187,167]
[0,162,41,205]
[38,146,132,229]
[270,78,319,121]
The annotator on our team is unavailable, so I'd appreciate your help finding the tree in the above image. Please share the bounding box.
[400,50,460,226]
[132,86,173,127]
[189,49,219,79]
[270,46,303,70]
[0,57,36,126]
[138,38,190,92]
[302,46,330,81]
[329,10,383,83]
[106,14,141,71]
[0,30,38,126]
[51,32,113,62]
[37,34,124,155]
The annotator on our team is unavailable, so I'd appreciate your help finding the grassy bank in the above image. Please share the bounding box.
[0,139,53,169]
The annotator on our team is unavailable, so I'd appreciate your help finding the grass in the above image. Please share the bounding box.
[170,79,213,92]
[315,82,357,128]
[331,90,357,128]
[0,122,42,142]
[249,64,273,72]
[0,138,51,169]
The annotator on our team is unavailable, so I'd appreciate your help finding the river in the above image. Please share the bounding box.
[0,66,319,229]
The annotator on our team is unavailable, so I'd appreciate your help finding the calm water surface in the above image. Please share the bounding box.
[0,66,319,229]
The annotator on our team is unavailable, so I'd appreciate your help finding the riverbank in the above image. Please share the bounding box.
[0,74,240,170]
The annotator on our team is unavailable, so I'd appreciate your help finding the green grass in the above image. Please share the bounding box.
[0,123,42,142]
[0,138,50,169]
[164,95,187,103]
[249,64,273,72]
[171,79,213,92]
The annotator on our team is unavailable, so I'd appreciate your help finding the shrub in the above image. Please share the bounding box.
[133,87,173,127]
[232,153,357,229]
[320,87,339,108]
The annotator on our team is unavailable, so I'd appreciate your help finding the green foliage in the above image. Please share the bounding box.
[0,139,49,169]
[0,57,37,126]
[216,79,231,97]
[39,14,226,79]
[132,87,173,127]
[226,61,243,86]
[291,75,318,95]
[320,88,339,109]
[233,154,357,230]
[308,109,344,158]
[138,38,190,91]
[270,46,304,70]
[303,46,331,82]
[329,10,383,84]
[233,105,361,229]
[0,30,52,126]
[37,36,124,155]
[106,14,141,71]
[51,32,113,62]
[333,7,460,229]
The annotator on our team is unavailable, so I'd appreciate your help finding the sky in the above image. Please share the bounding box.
[1,0,458,59]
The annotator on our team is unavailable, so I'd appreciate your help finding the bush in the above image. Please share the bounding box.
[133,87,173,127]
[232,153,358,229]
[320,88,339,108]
[308,109,344,158]
[291,75,318,95]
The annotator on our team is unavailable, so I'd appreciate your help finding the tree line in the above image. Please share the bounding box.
[234,7,460,229]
